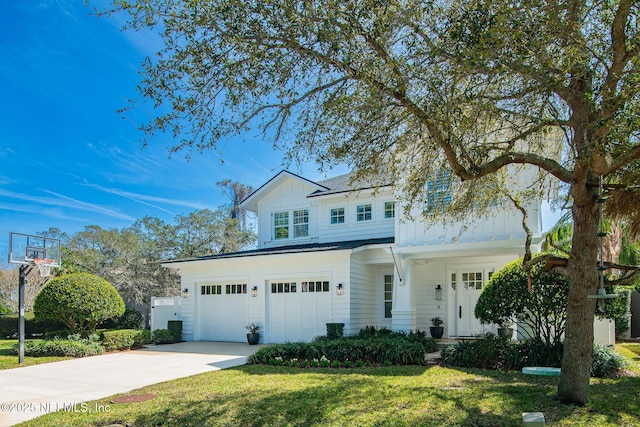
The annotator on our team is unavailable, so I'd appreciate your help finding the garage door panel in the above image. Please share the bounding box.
[269,280,332,343]
[198,284,248,342]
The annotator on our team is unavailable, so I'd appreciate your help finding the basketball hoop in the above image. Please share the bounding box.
[33,258,55,278]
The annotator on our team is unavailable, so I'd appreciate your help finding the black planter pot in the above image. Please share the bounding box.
[430,326,444,339]
[247,333,260,345]
[497,327,513,339]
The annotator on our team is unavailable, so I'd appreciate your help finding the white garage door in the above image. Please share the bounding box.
[198,283,248,342]
[268,280,332,343]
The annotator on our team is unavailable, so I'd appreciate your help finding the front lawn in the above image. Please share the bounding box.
[20,349,640,427]
[0,340,70,370]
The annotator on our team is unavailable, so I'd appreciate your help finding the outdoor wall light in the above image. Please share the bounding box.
[251,286,258,297]
[182,288,189,299]
[336,283,344,296]
[435,284,442,301]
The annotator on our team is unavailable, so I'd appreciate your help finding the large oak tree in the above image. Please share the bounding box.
[103,0,640,404]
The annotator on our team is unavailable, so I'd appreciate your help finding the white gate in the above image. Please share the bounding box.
[150,296,181,331]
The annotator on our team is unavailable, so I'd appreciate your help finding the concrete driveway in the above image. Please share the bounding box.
[0,342,262,427]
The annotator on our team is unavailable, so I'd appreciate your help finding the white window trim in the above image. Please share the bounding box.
[272,209,310,240]
[357,204,373,222]
[330,207,346,225]
[384,201,395,219]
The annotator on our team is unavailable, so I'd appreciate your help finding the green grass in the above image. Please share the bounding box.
[0,339,70,370]
[18,351,640,427]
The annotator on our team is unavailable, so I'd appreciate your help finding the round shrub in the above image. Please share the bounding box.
[474,256,569,344]
[591,344,628,378]
[34,273,125,337]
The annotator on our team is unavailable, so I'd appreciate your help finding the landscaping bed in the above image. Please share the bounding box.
[19,354,640,427]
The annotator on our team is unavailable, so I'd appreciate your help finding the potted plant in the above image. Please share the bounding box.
[246,322,261,345]
[430,317,444,339]
[497,319,514,339]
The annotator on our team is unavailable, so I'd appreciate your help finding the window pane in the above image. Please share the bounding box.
[291,282,297,292]
[426,170,452,212]
[385,302,392,318]
[274,212,289,240]
[293,210,309,238]
[323,281,329,292]
[357,204,372,221]
[331,207,345,224]
[384,202,395,218]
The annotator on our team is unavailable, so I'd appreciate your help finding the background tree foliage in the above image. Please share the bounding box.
[103,0,640,405]
[34,273,126,336]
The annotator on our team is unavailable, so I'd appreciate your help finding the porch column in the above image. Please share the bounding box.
[391,256,416,332]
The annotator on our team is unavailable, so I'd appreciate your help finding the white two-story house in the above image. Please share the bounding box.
[161,169,544,343]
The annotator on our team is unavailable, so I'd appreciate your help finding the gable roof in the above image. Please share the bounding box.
[240,170,329,212]
[162,237,394,265]
[241,170,392,211]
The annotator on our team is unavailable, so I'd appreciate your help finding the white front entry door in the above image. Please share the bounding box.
[455,271,485,336]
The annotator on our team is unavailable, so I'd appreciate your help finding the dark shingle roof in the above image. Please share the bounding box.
[162,237,394,265]
[310,173,391,197]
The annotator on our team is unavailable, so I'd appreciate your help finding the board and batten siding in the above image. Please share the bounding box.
[254,176,321,249]
[396,203,541,247]
[413,261,448,334]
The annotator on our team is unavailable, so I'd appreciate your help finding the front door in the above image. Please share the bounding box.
[455,271,485,336]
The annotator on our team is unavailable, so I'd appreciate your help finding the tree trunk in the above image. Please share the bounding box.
[557,185,599,405]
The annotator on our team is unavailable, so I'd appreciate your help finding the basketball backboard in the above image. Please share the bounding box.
[9,232,61,267]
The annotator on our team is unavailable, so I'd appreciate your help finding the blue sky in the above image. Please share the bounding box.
[0,1,561,261]
[0,1,327,259]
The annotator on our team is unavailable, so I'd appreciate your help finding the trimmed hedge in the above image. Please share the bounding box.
[0,314,66,338]
[248,337,426,366]
[152,329,174,344]
[440,334,627,378]
[100,308,146,330]
[101,329,150,351]
[15,339,104,357]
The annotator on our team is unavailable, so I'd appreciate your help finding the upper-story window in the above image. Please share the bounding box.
[330,207,345,224]
[293,209,309,238]
[384,202,395,219]
[356,204,372,221]
[273,211,289,240]
[426,171,452,212]
[273,209,309,240]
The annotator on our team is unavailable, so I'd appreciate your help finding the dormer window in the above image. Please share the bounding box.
[273,212,289,240]
[293,209,309,238]
[273,209,309,240]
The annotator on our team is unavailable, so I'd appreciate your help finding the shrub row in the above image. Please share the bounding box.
[99,308,146,330]
[16,338,104,358]
[440,334,627,378]
[0,315,66,338]
[354,326,439,353]
[249,337,426,366]
[100,329,150,351]
[152,329,175,344]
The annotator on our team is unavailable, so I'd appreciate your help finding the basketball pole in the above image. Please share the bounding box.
[18,265,27,364]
